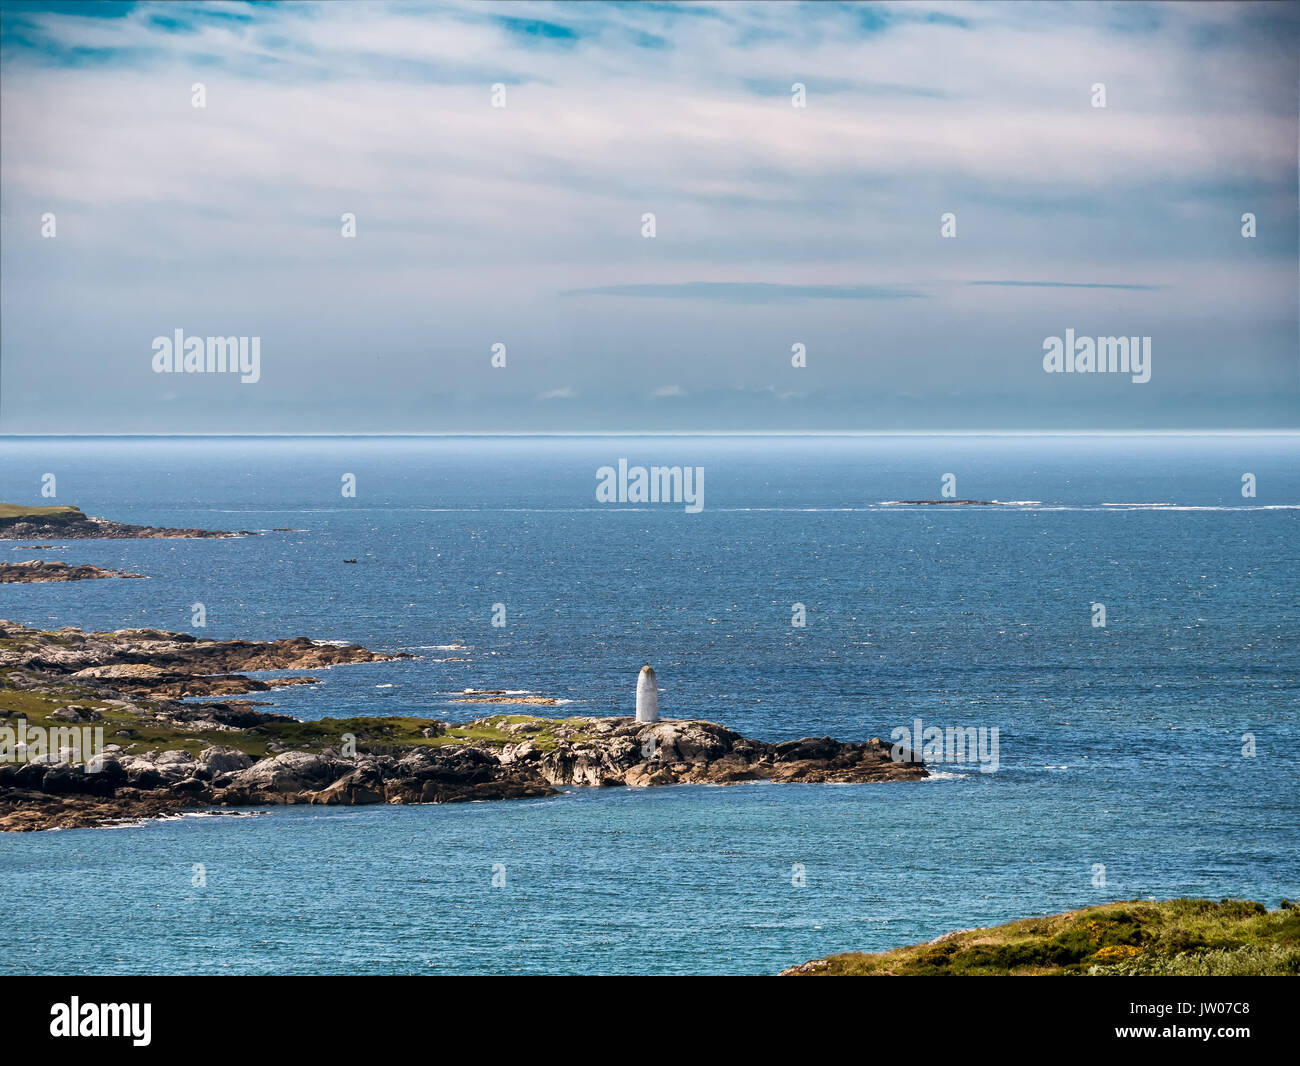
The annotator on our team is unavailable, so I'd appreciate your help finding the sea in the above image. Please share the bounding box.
[1,434,1297,975]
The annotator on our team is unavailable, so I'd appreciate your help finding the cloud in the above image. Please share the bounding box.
[0,0,1295,432]
[968,281,1162,291]
[651,385,685,398]
[561,283,929,302]
[738,385,806,402]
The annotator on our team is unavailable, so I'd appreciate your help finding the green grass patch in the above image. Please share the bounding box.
[1,682,589,760]
[794,899,1300,976]
[0,504,85,522]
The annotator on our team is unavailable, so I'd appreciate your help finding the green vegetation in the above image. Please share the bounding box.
[794,899,1300,976]
[235,712,595,757]
[0,678,591,759]
[0,504,85,523]
[237,714,539,756]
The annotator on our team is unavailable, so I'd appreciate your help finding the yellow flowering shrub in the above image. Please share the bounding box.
[1089,944,1143,964]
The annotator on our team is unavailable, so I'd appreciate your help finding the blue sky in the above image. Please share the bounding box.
[1,0,1297,432]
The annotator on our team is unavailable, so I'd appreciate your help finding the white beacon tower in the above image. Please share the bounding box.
[635,664,659,723]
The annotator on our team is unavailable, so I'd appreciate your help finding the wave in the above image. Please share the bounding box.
[1101,503,1300,511]
[459,688,532,695]
[194,503,1300,514]
[873,502,1300,512]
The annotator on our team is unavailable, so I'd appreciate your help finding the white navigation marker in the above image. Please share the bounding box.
[635,664,659,723]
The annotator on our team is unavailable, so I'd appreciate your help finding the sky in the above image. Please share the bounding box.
[0,0,1297,434]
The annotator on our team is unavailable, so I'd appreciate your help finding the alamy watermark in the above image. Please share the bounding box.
[1043,330,1150,383]
[0,721,105,769]
[50,998,151,1046]
[151,329,261,383]
[595,459,704,513]
[890,717,1000,773]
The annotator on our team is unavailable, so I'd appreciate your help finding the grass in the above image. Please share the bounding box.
[0,679,597,759]
[244,713,598,756]
[788,898,1300,976]
[0,504,85,522]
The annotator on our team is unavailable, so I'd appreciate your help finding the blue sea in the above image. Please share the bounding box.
[1,435,1297,975]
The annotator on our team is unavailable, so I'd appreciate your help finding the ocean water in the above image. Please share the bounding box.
[1,434,1297,975]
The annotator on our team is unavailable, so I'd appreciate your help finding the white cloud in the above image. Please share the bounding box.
[0,0,1295,431]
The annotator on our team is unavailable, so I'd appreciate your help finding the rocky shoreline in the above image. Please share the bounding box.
[0,504,255,539]
[0,620,410,700]
[1,560,146,583]
[0,619,925,831]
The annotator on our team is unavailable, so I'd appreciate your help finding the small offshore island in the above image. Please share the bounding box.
[1,560,146,583]
[0,503,255,539]
[879,499,1030,506]
[0,620,925,832]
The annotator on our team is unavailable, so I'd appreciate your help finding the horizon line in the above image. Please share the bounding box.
[2,430,1300,439]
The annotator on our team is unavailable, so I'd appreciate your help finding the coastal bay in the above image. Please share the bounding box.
[0,435,1295,975]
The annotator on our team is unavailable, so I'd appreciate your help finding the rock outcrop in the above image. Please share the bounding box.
[450,692,559,706]
[0,618,409,699]
[0,619,925,831]
[880,499,1001,506]
[0,715,924,831]
[1,561,146,583]
[0,504,254,539]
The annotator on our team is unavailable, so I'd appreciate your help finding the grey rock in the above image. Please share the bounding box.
[198,746,254,774]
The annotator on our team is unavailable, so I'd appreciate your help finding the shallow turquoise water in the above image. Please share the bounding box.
[1,435,1297,974]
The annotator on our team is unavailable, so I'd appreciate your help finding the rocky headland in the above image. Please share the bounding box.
[0,619,925,831]
[0,504,255,539]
